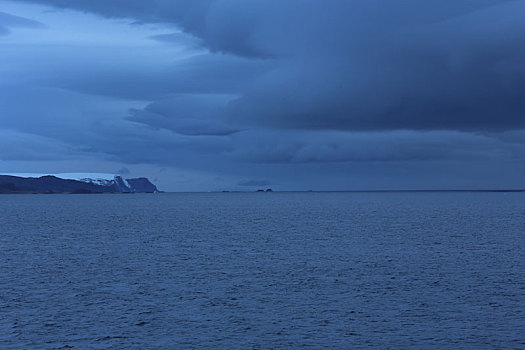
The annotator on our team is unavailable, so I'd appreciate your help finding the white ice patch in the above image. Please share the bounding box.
[57,173,117,186]
[122,177,131,188]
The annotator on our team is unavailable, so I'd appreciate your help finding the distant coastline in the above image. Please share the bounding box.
[0,173,160,194]
[214,189,525,193]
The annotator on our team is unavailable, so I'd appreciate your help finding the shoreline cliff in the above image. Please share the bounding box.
[0,174,159,194]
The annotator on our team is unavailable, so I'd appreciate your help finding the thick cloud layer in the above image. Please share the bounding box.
[16,0,525,131]
[2,0,525,190]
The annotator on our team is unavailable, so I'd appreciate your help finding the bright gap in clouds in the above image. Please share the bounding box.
[0,0,196,49]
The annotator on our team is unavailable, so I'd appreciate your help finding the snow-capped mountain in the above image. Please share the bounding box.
[0,173,159,193]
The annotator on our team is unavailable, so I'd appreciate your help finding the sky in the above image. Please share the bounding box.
[1,0,525,191]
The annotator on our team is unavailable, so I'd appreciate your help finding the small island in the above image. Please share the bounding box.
[0,173,159,194]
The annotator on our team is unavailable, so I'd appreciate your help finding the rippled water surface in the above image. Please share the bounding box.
[1,192,524,349]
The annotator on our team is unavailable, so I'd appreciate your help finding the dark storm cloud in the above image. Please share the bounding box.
[228,130,525,164]
[3,0,525,190]
[129,95,241,136]
[16,0,525,132]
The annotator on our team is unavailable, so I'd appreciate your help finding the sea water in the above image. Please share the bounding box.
[0,192,523,349]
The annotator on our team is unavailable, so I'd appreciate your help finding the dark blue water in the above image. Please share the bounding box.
[1,192,524,349]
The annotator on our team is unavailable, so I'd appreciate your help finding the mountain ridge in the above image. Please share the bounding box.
[0,173,159,194]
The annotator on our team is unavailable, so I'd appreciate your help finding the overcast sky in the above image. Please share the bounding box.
[1,0,524,191]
